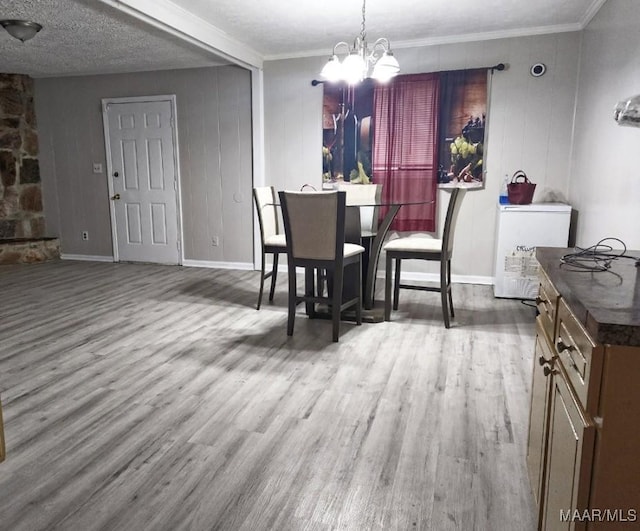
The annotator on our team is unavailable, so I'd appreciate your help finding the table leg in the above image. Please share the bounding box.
[364,204,401,310]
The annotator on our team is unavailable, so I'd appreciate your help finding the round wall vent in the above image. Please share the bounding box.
[530,63,547,77]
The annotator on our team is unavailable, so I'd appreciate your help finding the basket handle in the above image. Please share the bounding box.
[511,170,530,184]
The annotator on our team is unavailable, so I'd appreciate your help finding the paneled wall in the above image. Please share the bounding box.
[263,32,581,281]
[35,65,253,263]
[570,0,640,249]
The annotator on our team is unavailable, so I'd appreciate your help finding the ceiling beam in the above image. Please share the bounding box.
[98,0,264,69]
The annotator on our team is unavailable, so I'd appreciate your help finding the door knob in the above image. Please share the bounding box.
[113,171,119,177]
[111,193,121,200]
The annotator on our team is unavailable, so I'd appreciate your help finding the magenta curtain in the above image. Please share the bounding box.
[372,73,441,231]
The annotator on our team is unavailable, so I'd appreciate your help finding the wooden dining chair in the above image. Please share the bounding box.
[279,190,364,342]
[383,187,466,328]
[336,183,382,238]
[253,186,287,310]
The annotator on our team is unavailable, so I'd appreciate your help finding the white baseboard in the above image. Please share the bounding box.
[397,271,493,285]
[182,259,254,271]
[259,263,493,285]
[60,254,493,285]
[61,254,114,262]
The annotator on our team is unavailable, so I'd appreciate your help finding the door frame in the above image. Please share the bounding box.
[101,94,184,264]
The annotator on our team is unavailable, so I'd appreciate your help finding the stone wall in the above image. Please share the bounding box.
[0,238,59,264]
[0,73,43,240]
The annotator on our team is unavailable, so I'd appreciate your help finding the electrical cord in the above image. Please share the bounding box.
[560,237,639,272]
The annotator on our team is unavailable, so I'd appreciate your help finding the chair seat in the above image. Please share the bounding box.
[384,235,443,253]
[265,233,287,247]
[344,243,365,258]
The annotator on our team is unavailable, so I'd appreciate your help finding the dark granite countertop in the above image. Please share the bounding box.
[537,247,640,347]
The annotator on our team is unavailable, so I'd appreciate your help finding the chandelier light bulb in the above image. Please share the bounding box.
[371,51,400,82]
[342,52,366,85]
[320,55,343,82]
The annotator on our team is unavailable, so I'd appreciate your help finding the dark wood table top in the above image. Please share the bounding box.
[536,247,640,346]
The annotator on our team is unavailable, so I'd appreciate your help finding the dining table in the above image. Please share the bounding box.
[271,192,435,322]
[342,198,435,320]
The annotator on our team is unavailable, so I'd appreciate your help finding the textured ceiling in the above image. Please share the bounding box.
[171,0,604,58]
[0,0,226,77]
[0,0,605,78]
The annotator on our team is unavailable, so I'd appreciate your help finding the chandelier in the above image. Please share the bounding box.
[320,0,400,84]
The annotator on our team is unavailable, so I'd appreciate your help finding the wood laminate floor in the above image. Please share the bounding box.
[0,260,537,531]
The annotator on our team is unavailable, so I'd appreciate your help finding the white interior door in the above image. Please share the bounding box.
[103,97,181,264]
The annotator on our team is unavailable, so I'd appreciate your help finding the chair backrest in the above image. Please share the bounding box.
[336,183,382,234]
[279,191,346,261]
[442,187,466,253]
[253,186,280,243]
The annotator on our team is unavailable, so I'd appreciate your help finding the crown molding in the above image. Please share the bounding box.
[264,23,583,62]
[581,0,608,28]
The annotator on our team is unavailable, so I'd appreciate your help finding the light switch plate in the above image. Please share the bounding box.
[93,163,103,174]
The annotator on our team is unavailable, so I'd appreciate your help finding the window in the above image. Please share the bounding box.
[372,73,440,231]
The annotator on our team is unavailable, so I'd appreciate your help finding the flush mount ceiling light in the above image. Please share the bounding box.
[0,20,43,42]
[320,0,400,85]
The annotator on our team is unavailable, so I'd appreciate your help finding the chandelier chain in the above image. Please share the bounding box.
[360,0,367,44]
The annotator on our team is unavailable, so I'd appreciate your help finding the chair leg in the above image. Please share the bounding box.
[393,258,402,311]
[355,259,362,326]
[315,268,325,297]
[268,253,279,301]
[287,264,297,336]
[305,267,316,318]
[385,252,392,321]
[332,266,343,342]
[447,258,455,318]
[440,256,451,329]
[257,250,267,310]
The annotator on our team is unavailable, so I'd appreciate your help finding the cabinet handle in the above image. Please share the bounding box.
[556,340,574,353]
[538,356,547,366]
[535,296,548,306]
[543,366,556,377]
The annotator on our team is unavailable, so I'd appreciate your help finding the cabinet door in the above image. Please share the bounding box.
[527,321,554,507]
[541,366,595,531]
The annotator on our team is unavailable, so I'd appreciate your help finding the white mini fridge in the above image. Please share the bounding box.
[493,203,571,299]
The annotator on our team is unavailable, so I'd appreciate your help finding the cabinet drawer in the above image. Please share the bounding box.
[537,268,560,341]
[556,298,599,411]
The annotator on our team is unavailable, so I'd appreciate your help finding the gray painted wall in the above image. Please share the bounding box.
[35,65,253,263]
[570,0,640,249]
[263,32,581,281]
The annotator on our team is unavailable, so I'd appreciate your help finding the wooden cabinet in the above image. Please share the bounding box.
[541,363,595,530]
[528,249,640,530]
[527,319,554,508]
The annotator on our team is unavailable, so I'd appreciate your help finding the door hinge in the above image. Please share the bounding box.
[177,240,181,253]
[174,180,177,190]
